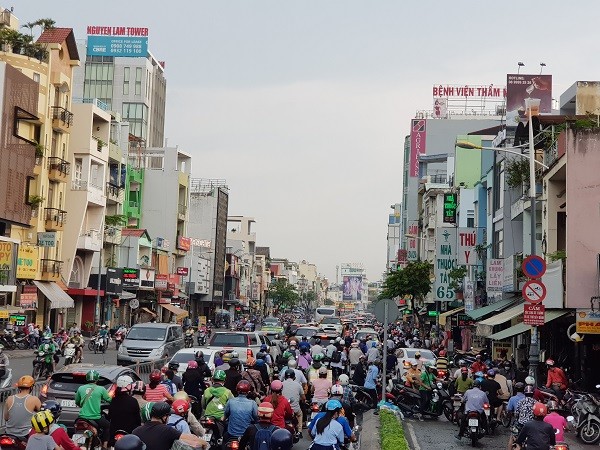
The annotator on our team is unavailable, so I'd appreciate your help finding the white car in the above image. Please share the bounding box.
[320,317,343,336]
[164,347,218,377]
[396,348,437,376]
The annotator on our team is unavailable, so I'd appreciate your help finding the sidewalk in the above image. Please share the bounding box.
[360,410,380,449]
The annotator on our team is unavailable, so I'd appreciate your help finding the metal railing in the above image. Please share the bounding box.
[131,357,169,383]
[71,180,88,190]
[106,183,123,199]
[50,106,74,128]
[44,207,67,226]
[47,157,71,176]
[0,381,47,432]
[40,259,63,275]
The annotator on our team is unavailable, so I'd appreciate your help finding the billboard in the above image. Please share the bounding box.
[443,193,457,224]
[342,276,362,301]
[506,74,552,126]
[434,228,458,302]
[409,119,426,177]
[86,26,148,58]
[433,98,448,118]
[105,267,123,295]
[16,246,38,279]
[457,228,477,266]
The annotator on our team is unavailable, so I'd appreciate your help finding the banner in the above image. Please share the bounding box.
[487,259,504,293]
[503,256,514,292]
[16,246,38,279]
[457,228,477,265]
[20,285,37,309]
[506,74,552,126]
[342,276,362,301]
[540,260,563,308]
[105,267,123,295]
[407,221,419,261]
[409,119,426,177]
[434,228,458,301]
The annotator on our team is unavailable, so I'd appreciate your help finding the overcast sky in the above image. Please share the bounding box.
[16,1,599,282]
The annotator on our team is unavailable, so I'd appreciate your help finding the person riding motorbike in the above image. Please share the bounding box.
[114,434,146,450]
[194,351,213,379]
[98,324,109,349]
[508,384,537,449]
[68,331,85,363]
[223,380,259,445]
[224,357,244,393]
[144,369,173,403]
[418,361,437,413]
[311,338,324,358]
[75,369,112,449]
[183,360,205,402]
[4,375,42,441]
[172,391,206,437]
[515,402,556,450]
[34,401,79,450]
[167,362,183,390]
[167,399,192,434]
[481,369,503,420]
[263,380,294,429]
[311,366,333,406]
[238,402,278,450]
[309,399,345,450]
[455,378,489,440]
[28,410,61,450]
[545,359,568,400]
[282,369,306,436]
[131,381,148,410]
[329,384,356,429]
[201,369,234,442]
[37,335,57,373]
[309,395,356,442]
[470,354,487,374]
[454,367,474,394]
[108,375,141,444]
[338,374,358,417]
[405,361,422,389]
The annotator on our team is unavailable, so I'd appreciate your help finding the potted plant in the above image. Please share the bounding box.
[28,195,44,208]
[448,265,468,299]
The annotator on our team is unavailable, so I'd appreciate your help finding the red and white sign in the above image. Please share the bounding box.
[432,85,507,98]
[407,221,419,261]
[524,304,545,326]
[522,279,546,304]
[410,119,427,177]
[458,228,477,265]
[155,274,168,290]
[176,267,189,276]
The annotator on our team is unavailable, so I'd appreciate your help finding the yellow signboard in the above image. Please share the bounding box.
[0,311,9,319]
[16,246,38,279]
[576,309,600,334]
[0,241,12,270]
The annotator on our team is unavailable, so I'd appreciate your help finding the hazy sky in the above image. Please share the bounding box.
[16,1,598,281]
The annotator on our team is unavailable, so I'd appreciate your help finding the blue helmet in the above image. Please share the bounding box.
[270,428,293,450]
[254,359,266,368]
[326,399,343,411]
[260,344,267,351]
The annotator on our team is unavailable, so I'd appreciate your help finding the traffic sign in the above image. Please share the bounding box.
[129,299,140,309]
[522,255,546,279]
[524,304,545,326]
[522,279,547,304]
[374,299,399,324]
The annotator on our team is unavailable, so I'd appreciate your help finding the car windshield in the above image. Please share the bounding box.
[317,308,335,315]
[127,327,166,341]
[407,349,436,360]
[171,352,196,363]
[263,318,279,326]
[322,318,341,324]
[49,373,112,393]
[209,333,248,347]
[295,328,318,337]
[355,331,377,341]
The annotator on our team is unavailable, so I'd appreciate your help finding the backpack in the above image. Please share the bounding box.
[253,424,276,450]
[330,350,342,363]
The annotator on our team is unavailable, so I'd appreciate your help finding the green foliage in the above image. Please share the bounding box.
[548,250,566,262]
[105,214,127,226]
[380,410,410,450]
[379,261,432,301]
[28,195,45,207]
[268,278,299,311]
[448,265,468,290]
[506,158,530,188]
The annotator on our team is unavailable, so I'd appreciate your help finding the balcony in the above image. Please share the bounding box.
[47,157,70,183]
[44,208,67,231]
[77,229,102,252]
[104,225,122,245]
[40,259,62,282]
[33,156,43,175]
[51,106,74,133]
[106,183,124,204]
[178,203,187,221]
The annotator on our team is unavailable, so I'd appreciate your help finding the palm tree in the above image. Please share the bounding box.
[21,21,36,37]
[35,19,55,31]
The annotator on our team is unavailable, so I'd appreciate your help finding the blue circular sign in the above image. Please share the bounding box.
[522,255,546,279]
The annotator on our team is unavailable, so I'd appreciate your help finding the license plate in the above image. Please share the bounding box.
[61,399,76,407]
[468,418,479,427]
[72,434,86,444]
[204,433,212,443]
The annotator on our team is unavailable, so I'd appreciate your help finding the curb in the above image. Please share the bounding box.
[360,410,381,449]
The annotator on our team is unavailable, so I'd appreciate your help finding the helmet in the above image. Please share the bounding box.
[213,370,226,382]
[461,367,468,374]
[151,401,172,418]
[423,361,434,369]
[326,399,343,411]
[255,359,266,368]
[41,400,62,418]
[439,350,446,357]
[524,385,535,397]
[546,359,555,367]
[459,359,466,366]
[115,434,146,450]
[168,362,180,371]
[229,358,241,369]
[149,369,162,383]
[403,361,411,369]
[17,375,35,389]
[236,380,253,395]
[187,361,198,369]
[270,428,293,450]
[533,402,548,417]
[331,384,344,396]
[173,391,190,402]
[86,370,100,382]
[525,376,535,386]
[475,354,481,359]
[474,371,484,379]
[473,379,482,388]
[195,351,205,361]
[288,359,298,369]
[486,369,496,378]
[101,325,107,328]
[258,402,274,418]
[318,366,328,376]
[514,382,525,392]
[313,354,324,362]
[271,380,284,392]
[141,402,155,422]
[547,400,559,411]
[131,381,146,396]
[260,344,268,351]
[338,374,349,386]
[31,410,55,432]
[117,375,134,388]
[284,369,296,380]
[172,399,189,416]
[329,340,335,345]
[282,351,293,359]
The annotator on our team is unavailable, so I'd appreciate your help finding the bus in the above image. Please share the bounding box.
[314,306,338,323]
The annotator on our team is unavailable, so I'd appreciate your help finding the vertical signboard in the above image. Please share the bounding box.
[506,74,552,126]
[407,221,419,261]
[434,228,458,301]
[409,119,427,177]
[0,241,13,283]
[503,256,515,292]
[443,193,457,224]
[19,285,37,309]
[105,267,123,295]
[487,259,504,293]
[458,228,477,265]
[342,276,362,301]
[464,280,475,312]
[16,246,38,279]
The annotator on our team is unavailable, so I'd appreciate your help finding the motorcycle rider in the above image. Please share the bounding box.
[454,367,474,394]
[131,381,148,409]
[242,360,267,398]
[545,359,568,400]
[183,361,205,409]
[506,381,525,421]
[172,391,206,437]
[4,375,42,441]
[311,338,324,358]
[405,361,422,389]
[418,361,437,413]
[75,369,112,449]
[108,375,141,444]
[282,369,306,436]
[68,330,85,363]
[37,334,57,373]
[508,384,537,449]
[28,410,61,450]
[455,378,489,440]
[279,359,308,387]
[223,380,259,445]
[144,369,174,403]
[167,362,184,390]
[309,399,345,450]
[34,401,79,450]
[238,402,278,450]
[98,324,109,349]
[201,369,234,442]
[515,402,556,450]
[167,399,192,434]
[452,359,471,380]
[256,344,273,367]
[0,344,9,381]
[311,366,333,406]
[224,357,244,393]
[543,400,567,442]
[348,341,363,374]
[338,374,358,418]
[481,369,503,420]
[263,380,294,429]
[471,354,487,374]
[184,326,195,346]
[309,393,356,441]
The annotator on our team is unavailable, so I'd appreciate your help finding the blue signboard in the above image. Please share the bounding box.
[87,35,148,57]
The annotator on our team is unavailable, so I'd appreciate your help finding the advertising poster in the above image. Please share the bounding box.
[576,309,600,334]
[433,98,448,118]
[16,246,38,279]
[434,228,458,302]
[342,276,362,301]
[105,267,123,295]
[506,74,552,126]
[19,285,37,309]
[487,259,504,293]
[409,119,427,177]
[86,26,149,58]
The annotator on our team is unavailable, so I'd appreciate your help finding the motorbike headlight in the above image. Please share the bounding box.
[437,382,443,389]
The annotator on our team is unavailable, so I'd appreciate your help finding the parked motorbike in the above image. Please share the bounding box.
[14,333,29,350]
[0,434,27,450]
[32,351,53,379]
[571,386,600,444]
[63,343,78,366]
[0,331,16,350]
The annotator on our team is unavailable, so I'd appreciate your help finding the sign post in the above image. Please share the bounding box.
[374,299,399,407]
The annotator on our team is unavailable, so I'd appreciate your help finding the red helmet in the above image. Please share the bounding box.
[439,350,446,357]
[533,402,548,417]
[172,399,189,416]
[187,360,198,369]
[270,380,283,392]
[546,359,555,367]
[236,380,253,395]
[149,369,162,383]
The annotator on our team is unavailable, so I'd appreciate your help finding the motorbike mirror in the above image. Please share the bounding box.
[353,425,362,433]
[567,416,575,423]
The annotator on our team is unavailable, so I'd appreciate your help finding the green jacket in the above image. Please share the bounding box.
[38,343,56,364]
[75,383,111,420]
[201,385,233,420]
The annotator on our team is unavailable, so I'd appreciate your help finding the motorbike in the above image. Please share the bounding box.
[571,387,600,444]
[0,367,13,389]
[450,393,463,425]
[112,430,128,448]
[197,331,207,346]
[89,335,106,354]
[310,402,321,421]
[72,418,103,450]
[341,426,361,450]
[0,331,16,350]
[464,410,486,446]
[482,402,498,435]
[0,434,27,450]
[32,351,53,379]
[200,417,223,450]
[184,330,194,348]
[13,332,29,350]
[351,384,377,410]
[114,332,125,351]
[63,343,78,366]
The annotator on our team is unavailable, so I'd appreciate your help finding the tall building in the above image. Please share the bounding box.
[387,203,402,271]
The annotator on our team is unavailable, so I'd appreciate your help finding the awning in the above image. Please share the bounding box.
[33,281,74,309]
[487,310,570,340]
[175,292,189,300]
[466,298,517,320]
[479,302,525,326]
[161,303,189,318]
[439,307,464,326]
[140,307,157,317]
[119,291,136,300]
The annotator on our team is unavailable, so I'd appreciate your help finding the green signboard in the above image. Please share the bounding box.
[9,314,26,327]
[428,310,439,317]
[443,193,457,224]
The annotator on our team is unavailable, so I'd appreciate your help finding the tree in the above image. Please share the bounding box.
[379,261,432,301]
[297,290,316,318]
[268,278,299,311]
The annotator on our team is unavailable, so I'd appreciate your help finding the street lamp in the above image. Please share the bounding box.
[457,99,542,383]
[455,141,548,170]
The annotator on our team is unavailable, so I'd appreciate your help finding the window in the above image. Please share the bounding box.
[33,73,40,83]
[123,67,130,95]
[135,67,142,95]
[493,227,504,258]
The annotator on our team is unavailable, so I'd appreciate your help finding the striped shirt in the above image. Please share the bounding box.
[143,384,171,402]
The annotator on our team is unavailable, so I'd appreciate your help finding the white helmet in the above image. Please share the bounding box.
[288,359,298,369]
[525,376,535,386]
[101,324,107,328]
[338,374,350,386]
[116,375,134,388]
[331,384,344,396]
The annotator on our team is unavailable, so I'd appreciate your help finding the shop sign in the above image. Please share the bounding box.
[576,309,600,334]
[443,193,457,224]
[457,314,475,327]
[16,246,38,279]
[122,268,140,289]
[176,267,189,276]
[434,228,458,301]
[155,274,168,290]
[9,314,26,327]
[523,304,545,326]
[177,236,191,251]
[105,267,123,295]
[20,285,38,309]
[486,259,504,292]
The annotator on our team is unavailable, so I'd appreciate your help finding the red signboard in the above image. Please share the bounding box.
[177,236,191,251]
[20,285,37,309]
[409,119,426,177]
[176,267,189,276]
[523,304,545,326]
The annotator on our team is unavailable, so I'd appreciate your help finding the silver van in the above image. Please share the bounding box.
[117,322,184,365]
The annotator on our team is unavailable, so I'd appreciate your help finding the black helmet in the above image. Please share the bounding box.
[168,361,180,370]
[229,358,241,368]
[41,400,62,419]
[115,434,146,450]
[473,379,482,388]
[195,351,204,361]
[524,385,535,397]
[284,369,295,380]
[151,401,172,418]
[514,382,525,393]
[270,428,293,450]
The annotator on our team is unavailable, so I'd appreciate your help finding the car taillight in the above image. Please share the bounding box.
[0,436,16,446]
[108,384,116,398]
[553,445,569,450]
[228,440,239,450]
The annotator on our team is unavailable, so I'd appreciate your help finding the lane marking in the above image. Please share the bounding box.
[406,421,421,450]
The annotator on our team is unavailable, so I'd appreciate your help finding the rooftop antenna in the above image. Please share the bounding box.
[517,62,525,74]
[540,62,546,74]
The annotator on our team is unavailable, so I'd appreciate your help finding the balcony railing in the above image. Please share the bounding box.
[71,180,87,190]
[40,259,62,275]
[50,106,74,128]
[129,200,139,208]
[47,157,71,176]
[44,207,67,226]
[106,183,123,200]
